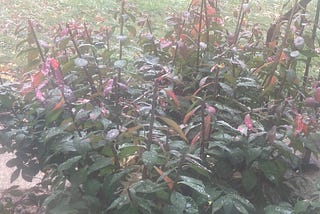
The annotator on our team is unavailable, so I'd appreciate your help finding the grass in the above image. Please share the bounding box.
[0,0,319,76]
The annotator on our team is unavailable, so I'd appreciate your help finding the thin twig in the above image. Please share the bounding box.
[67,23,97,93]
[28,20,45,63]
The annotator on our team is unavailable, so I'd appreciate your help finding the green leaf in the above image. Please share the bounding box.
[178,176,209,197]
[233,201,249,214]
[58,36,71,49]
[21,164,39,182]
[142,150,158,167]
[211,196,225,214]
[16,47,38,58]
[105,129,120,141]
[118,144,140,159]
[58,156,82,175]
[163,205,181,214]
[294,200,310,213]
[107,195,129,211]
[47,204,77,214]
[184,196,198,214]
[158,116,188,142]
[126,25,136,37]
[6,158,19,168]
[83,178,101,196]
[74,57,88,67]
[242,170,257,191]
[245,147,262,165]
[45,109,63,126]
[114,59,127,69]
[6,186,23,197]
[264,203,293,214]
[88,156,113,174]
[236,77,257,88]
[45,127,65,142]
[170,191,186,212]
[10,168,20,183]
[132,180,163,194]
[216,120,239,133]
[259,160,286,184]
[219,82,234,96]
[75,109,89,122]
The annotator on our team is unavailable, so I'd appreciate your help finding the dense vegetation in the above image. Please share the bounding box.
[1,0,320,213]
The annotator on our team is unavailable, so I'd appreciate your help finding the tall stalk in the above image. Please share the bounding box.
[143,79,159,178]
[196,0,205,71]
[233,0,247,46]
[199,101,206,160]
[83,23,103,85]
[172,0,194,66]
[67,23,97,94]
[263,0,298,89]
[303,0,320,88]
[147,80,158,151]
[28,20,45,63]
[302,0,320,166]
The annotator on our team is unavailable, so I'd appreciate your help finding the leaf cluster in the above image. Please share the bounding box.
[1,0,320,213]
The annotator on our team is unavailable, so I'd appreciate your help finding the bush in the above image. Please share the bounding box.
[1,0,320,213]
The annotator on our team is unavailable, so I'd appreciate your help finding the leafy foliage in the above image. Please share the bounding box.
[1,0,320,213]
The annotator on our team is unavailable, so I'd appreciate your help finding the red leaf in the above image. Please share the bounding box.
[50,58,60,70]
[183,105,201,124]
[244,114,255,131]
[314,87,320,102]
[159,38,172,49]
[165,89,179,107]
[53,97,65,110]
[280,51,286,62]
[35,88,45,102]
[31,71,44,88]
[203,115,211,140]
[104,79,114,95]
[190,132,201,146]
[206,103,216,115]
[191,0,199,5]
[206,5,216,15]
[294,114,303,136]
[154,166,174,190]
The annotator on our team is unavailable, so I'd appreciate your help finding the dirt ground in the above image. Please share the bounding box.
[0,153,42,191]
[0,153,45,214]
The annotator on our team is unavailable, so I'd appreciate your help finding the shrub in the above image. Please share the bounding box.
[1,0,320,213]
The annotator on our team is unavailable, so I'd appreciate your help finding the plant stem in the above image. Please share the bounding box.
[233,0,246,46]
[112,143,121,169]
[203,0,210,49]
[200,101,206,160]
[303,0,320,88]
[67,23,97,93]
[302,0,320,166]
[263,0,297,88]
[119,0,125,62]
[147,79,158,151]
[146,17,158,55]
[196,0,205,71]
[84,22,103,86]
[172,0,193,66]
[28,20,45,63]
